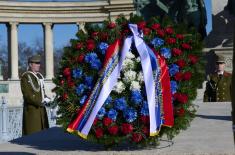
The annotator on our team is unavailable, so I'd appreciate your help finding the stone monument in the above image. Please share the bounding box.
[0,59,3,80]
[204,0,234,75]
[134,0,207,39]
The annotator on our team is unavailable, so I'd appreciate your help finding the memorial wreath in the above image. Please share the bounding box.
[52,14,204,148]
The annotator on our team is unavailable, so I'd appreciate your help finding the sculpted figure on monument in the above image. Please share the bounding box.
[135,0,207,39]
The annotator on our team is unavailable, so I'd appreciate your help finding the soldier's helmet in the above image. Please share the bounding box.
[28,54,41,64]
[216,54,225,63]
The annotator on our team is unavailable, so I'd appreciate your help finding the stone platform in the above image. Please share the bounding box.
[0,101,234,155]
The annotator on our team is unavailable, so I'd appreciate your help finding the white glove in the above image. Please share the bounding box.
[42,97,51,106]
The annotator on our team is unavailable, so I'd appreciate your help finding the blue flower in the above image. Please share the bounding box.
[169,64,179,76]
[85,53,102,70]
[160,47,171,59]
[114,97,127,111]
[84,53,98,63]
[123,108,137,123]
[80,95,87,105]
[75,84,86,96]
[140,101,149,116]
[105,96,112,105]
[97,107,106,119]
[151,37,164,48]
[90,59,102,70]
[84,76,93,89]
[98,42,109,55]
[131,91,143,105]
[170,80,178,94]
[107,109,118,121]
[72,68,83,79]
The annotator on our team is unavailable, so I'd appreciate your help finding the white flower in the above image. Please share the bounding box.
[113,81,125,94]
[136,57,141,63]
[123,70,137,83]
[122,58,135,71]
[130,81,141,91]
[126,51,135,59]
[137,72,144,83]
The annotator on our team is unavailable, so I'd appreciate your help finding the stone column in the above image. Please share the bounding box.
[8,22,19,80]
[43,22,54,80]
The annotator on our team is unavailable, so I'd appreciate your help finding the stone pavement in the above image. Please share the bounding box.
[0,101,234,155]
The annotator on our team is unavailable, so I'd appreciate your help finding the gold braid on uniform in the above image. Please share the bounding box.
[27,74,40,92]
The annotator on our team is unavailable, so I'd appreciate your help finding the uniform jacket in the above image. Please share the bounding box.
[203,71,232,102]
[20,71,49,135]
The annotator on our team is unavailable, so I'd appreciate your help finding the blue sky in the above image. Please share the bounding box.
[0,0,212,50]
[0,24,78,49]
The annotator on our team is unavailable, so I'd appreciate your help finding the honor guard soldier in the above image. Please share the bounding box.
[20,54,50,135]
[204,55,232,102]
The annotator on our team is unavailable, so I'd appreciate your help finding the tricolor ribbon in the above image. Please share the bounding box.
[67,24,174,138]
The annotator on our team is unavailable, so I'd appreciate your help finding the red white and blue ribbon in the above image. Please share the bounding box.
[67,24,174,138]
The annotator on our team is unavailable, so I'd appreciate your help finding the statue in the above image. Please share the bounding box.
[134,0,207,39]
[226,0,235,15]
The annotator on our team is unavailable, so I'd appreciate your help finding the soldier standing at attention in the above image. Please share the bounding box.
[20,55,50,135]
[203,55,232,102]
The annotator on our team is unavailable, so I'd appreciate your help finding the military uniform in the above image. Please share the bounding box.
[203,71,232,102]
[20,55,49,135]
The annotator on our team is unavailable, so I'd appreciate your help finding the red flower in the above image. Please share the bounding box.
[62,93,68,100]
[76,54,84,63]
[108,125,119,135]
[176,34,184,40]
[93,118,98,126]
[63,68,71,77]
[156,29,165,37]
[137,21,146,30]
[140,115,149,125]
[174,72,183,81]
[151,23,161,30]
[86,39,95,51]
[166,38,176,44]
[188,54,198,64]
[100,32,108,41]
[143,28,151,35]
[95,128,104,138]
[165,27,174,35]
[172,48,182,56]
[132,133,143,143]
[92,32,99,38]
[142,126,149,136]
[175,108,185,117]
[180,94,188,104]
[121,123,133,135]
[181,43,192,50]
[107,22,116,29]
[122,29,130,36]
[176,59,186,68]
[174,93,188,104]
[76,42,83,50]
[103,117,112,127]
[183,71,192,81]
[67,79,75,88]
[60,80,64,85]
